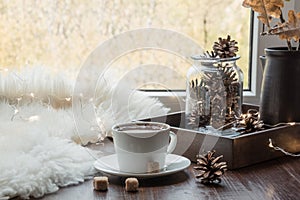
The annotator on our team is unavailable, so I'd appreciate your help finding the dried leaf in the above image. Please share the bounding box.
[269,10,300,41]
[243,0,284,28]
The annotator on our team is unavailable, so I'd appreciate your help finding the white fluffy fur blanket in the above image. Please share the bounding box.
[0,68,169,199]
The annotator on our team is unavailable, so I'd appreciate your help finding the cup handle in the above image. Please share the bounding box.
[167,131,177,154]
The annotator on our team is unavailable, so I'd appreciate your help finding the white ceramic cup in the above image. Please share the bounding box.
[112,121,177,173]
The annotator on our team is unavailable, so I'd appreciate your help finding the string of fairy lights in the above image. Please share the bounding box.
[267,122,300,157]
[6,92,107,141]
[268,138,300,157]
[1,67,299,156]
[1,67,107,141]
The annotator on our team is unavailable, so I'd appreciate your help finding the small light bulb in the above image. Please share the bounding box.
[288,122,296,126]
[96,117,101,124]
[268,142,274,148]
[28,115,39,122]
[0,67,8,72]
[268,139,274,148]
[30,92,35,98]
[65,97,71,101]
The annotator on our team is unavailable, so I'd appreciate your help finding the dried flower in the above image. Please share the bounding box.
[243,0,300,50]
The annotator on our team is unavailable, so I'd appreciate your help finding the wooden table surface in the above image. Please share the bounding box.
[32,140,300,200]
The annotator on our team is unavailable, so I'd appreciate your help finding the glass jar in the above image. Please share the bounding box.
[185,56,226,130]
[185,56,243,131]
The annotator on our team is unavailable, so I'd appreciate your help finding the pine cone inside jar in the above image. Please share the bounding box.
[213,35,238,58]
[194,150,227,184]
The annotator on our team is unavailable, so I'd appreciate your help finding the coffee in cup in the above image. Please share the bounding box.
[112,121,177,173]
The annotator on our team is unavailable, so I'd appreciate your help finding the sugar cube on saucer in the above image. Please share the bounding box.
[125,177,139,192]
[147,161,160,173]
[93,176,109,191]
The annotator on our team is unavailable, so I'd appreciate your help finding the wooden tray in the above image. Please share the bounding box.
[143,105,300,169]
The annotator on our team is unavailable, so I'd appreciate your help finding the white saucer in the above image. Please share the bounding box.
[94,154,191,178]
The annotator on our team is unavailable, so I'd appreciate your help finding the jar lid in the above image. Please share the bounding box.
[190,55,219,64]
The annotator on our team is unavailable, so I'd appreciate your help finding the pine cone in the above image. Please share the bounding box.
[213,35,238,58]
[194,150,227,184]
[220,64,238,87]
[236,109,264,134]
[218,63,240,123]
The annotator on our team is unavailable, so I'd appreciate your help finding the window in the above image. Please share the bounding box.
[0,0,274,110]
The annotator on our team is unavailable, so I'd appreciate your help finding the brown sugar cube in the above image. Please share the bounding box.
[147,161,160,173]
[125,177,139,192]
[93,176,109,191]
